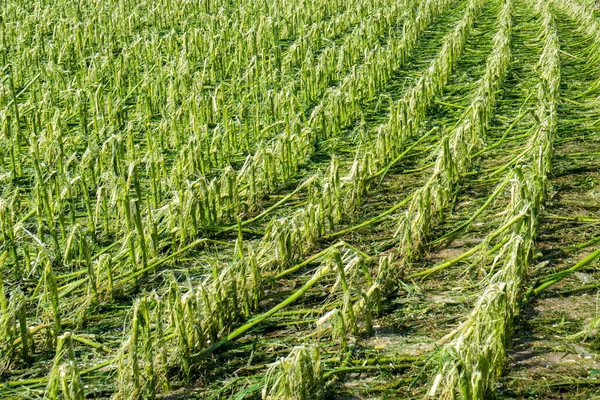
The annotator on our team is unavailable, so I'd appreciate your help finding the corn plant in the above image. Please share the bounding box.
[45,333,84,400]
[115,294,169,400]
[262,345,324,400]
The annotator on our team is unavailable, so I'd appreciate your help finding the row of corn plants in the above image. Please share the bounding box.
[112,244,377,399]
[148,0,381,168]
[164,0,445,231]
[521,0,600,297]
[0,0,361,242]
[6,0,597,398]
[252,0,483,277]
[552,0,600,66]
[262,0,487,239]
[258,2,515,397]
[516,0,600,338]
[427,0,560,397]
[1,0,345,182]
[0,0,354,252]
[392,0,512,264]
[125,0,430,234]
[1,0,516,396]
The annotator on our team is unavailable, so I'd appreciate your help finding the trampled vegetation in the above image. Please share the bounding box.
[2,0,600,398]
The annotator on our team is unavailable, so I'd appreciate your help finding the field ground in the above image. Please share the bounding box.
[2,0,600,398]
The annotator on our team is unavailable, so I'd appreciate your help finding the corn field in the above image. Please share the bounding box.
[2,0,600,398]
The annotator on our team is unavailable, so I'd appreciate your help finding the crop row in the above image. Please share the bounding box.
[428,0,560,396]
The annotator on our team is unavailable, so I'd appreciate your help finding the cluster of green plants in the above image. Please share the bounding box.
[2,0,600,398]
[428,0,562,396]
